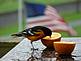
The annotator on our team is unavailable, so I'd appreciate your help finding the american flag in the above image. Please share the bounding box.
[24,2,77,36]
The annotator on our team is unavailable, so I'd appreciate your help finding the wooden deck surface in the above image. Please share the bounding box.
[1,37,81,61]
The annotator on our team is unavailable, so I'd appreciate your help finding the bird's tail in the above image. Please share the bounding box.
[11,33,23,37]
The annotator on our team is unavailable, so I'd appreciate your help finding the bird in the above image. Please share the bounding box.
[11,26,52,60]
[11,26,52,42]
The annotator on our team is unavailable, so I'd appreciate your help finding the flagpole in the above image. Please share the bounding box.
[18,0,23,32]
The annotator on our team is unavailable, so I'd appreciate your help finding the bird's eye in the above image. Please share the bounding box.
[27,29,36,35]
[28,29,34,35]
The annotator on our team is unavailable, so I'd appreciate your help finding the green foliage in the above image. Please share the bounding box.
[0,0,18,14]
[0,0,76,13]
[0,18,25,36]
[74,25,81,37]
[61,11,81,22]
[0,24,18,36]
[26,0,76,5]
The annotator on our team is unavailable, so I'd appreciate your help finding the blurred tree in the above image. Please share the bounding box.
[25,0,76,5]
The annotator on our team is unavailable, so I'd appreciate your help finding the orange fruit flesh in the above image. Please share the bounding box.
[43,32,61,40]
[41,32,61,48]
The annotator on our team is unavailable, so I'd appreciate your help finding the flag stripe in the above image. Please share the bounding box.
[45,6,61,18]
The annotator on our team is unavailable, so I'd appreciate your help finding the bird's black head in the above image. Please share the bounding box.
[31,26,52,36]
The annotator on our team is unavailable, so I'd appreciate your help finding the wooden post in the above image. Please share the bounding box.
[18,0,23,32]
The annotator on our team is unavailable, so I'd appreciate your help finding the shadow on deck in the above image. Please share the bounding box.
[0,42,19,58]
